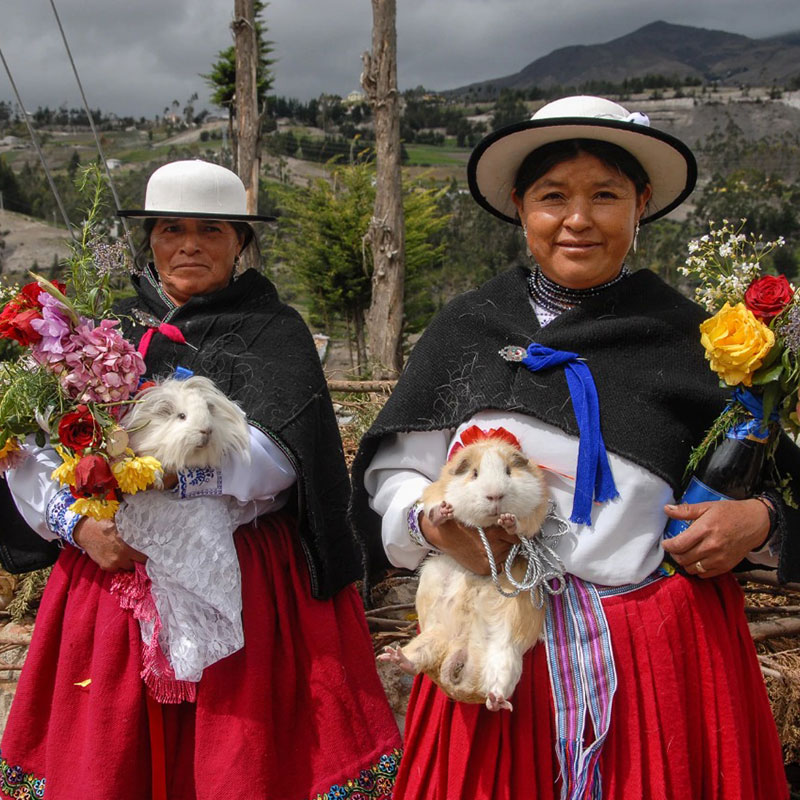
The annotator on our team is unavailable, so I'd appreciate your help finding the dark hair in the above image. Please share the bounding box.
[133,218,260,273]
[513,139,651,200]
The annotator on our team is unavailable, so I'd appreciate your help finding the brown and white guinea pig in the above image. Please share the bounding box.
[380,434,549,712]
[123,376,250,472]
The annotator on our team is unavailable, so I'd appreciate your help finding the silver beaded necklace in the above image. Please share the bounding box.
[527,265,631,315]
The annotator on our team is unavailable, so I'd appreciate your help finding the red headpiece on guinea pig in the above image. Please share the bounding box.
[447,425,522,461]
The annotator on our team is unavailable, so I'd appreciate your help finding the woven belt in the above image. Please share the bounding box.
[544,569,669,800]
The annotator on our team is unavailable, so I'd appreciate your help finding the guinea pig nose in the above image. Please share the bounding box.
[486,493,505,503]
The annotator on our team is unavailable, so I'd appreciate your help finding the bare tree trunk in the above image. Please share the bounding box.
[361,0,405,379]
[233,0,261,269]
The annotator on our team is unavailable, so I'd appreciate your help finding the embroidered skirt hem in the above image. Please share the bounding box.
[0,514,401,800]
[394,572,788,800]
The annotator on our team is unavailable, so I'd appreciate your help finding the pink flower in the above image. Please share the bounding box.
[60,319,145,404]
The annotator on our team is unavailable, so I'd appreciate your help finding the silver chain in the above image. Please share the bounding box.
[475,501,569,607]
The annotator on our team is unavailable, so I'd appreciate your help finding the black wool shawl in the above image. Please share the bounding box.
[116,267,361,599]
[351,265,731,575]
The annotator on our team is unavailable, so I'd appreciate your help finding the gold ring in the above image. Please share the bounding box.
[695,560,706,574]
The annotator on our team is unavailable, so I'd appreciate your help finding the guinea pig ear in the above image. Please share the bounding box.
[146,396,176,417]
[450,453,473,476]
[508,451,530,470]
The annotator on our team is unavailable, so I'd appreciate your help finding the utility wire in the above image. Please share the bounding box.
[48,0,137,259]
[0,43,78,241]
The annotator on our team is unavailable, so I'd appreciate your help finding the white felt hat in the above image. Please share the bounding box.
[117,160,274,222]
[467,95,697,225]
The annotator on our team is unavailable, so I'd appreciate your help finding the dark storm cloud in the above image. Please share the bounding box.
[1,0,800,118]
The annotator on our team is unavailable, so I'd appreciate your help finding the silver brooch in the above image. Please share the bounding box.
[131,308,163,328]
[499,345,527,362]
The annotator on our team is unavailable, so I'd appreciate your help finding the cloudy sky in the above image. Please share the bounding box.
[1,0,800,119]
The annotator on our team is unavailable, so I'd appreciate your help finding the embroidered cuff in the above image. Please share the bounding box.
[176,467,223,498]
[46,487,82,548]
[407,500,439,553]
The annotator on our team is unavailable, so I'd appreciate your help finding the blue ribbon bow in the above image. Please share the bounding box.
[727,386,776,439]
[521,343,618,525]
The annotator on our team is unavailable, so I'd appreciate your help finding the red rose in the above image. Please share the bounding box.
[71,454,118,499]
[0,281,67,345]
[0,305,42,346]
[58,406,103,451]
[18,280,65,309]
[744,275,794,322]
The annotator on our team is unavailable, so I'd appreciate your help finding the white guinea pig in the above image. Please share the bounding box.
[380,436,549,712]
[124,376,250,472]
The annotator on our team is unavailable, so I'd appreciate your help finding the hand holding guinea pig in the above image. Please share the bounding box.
[381,431,550,712]
[419,514,519,575]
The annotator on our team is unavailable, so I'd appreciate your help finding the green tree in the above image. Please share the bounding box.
[272,162,449,373]
[203,1,274,156]
[491,90,529,130]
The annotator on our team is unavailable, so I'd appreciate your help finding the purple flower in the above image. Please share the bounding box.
[30,295,74,368]
[60,319,145,404]
[778,304,800,356]
[90,237,133,277]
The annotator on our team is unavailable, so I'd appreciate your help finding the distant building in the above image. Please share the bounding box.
[344,90,367,106]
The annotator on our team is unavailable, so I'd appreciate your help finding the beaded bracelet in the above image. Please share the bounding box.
[754,494,777,541]
[407,500,442,554]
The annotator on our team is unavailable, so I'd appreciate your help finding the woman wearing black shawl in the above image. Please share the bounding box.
[1,161,400,800]
[351,97,794,799]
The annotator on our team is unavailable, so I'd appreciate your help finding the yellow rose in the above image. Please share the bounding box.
[699,302,775,386]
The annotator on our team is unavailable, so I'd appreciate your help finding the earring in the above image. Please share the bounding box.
[522,224,534,259]
[233,254,241,270]
[633,221,640,253]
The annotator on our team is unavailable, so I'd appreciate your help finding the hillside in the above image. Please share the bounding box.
[448,21,800,97]
[0,209,71,278]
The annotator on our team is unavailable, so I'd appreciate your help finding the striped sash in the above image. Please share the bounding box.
[544,572,666,799]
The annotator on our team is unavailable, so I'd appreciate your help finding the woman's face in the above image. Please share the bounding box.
[150,218,244,305]
[511,152,652,289]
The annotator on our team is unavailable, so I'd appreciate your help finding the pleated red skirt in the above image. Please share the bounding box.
[0,514,401,800]
[395,572,788,800]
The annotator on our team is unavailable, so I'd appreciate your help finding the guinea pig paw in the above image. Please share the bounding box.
[485,692,513,713]
[429,501,455,526]
[497,513,518,533]
[378,645,417,675]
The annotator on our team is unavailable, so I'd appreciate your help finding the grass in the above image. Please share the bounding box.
[403,144,467,167]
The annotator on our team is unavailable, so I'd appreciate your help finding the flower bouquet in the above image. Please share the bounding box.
[0,168,161,520]
[664,219,799,538]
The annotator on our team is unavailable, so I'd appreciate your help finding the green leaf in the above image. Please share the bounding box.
[751,363,784,385]
[35,430,45,448]
[762,382,781,425]
[759,342,782,370]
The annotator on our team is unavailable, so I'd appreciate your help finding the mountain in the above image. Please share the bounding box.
[447,21,800,97]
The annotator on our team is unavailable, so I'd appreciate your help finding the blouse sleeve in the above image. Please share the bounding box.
[175,425,297,525]
[364,428,451,570]
[5,435,67,542]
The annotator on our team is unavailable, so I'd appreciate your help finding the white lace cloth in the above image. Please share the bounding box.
[115,491,252,682]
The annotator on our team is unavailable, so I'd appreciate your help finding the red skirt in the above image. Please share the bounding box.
[395,572,788,800]
[0,514,401,800]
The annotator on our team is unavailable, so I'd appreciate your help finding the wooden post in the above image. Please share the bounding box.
[232,0,261,268]
[361,0,405,379]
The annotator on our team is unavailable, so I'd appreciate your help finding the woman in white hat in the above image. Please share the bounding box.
[351,98,793,798]
[1,160,401,799]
